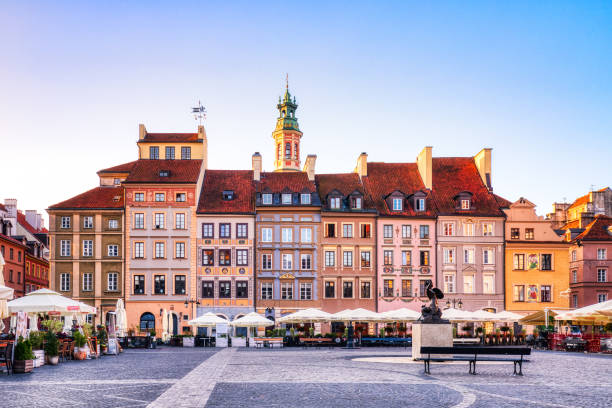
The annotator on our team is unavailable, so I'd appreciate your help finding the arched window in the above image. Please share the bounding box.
[140,312,155,331]
[285,143,291,159]
[294,142,299,159]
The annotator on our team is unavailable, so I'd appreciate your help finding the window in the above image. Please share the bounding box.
[83,273,93,292]
[598,269,607,283]
[461,199,470,209]
[572,270,577,283]
[325,281,335,298]
[482,223,494,236]
[464,248,475,264]
[300,283,312,300]
[539,285,551,302]
[107,273,118,291]
[420,225,429,239]
[285,142,291,159]
[572,294,578,308]
[134,275,145,294]
[343,281,353,298]
[443,222,455,236]
[219,281,231,298]
[155,193,165,202]
[202,249,214,266]
[330,197,341,209]
[415,198,425,211]
[325,251,336,267]
[392,198,403,211]
[181,146,191,160]
[351,196,362,209]
[361,251,371,267]
[261,227,273,242]
[301,194,311,205]
[262,193,272,205]
[61,216,71,229]
[360,223,371,238]
[384,250,393,266]
[202,223,213,238]
[262,254,272,269]
[380,225,392,240]
[342,224,353,238]
[154,213,165,229]
[597,248,607,260]
[541,254,552,271]
[483,249,494,265]
[134,213,144,229]
[281,282,293,300]
[281,228,293,242]
[165,146,175,159]
[237,224,248,238]
[571,250,577,262]
[237,249,248,266]
[150,146,159,159]
[401,250,411,266]
[343,251,353,267]
[83,216,93,229]
[598,294,608,303]
[134,242,144,258]
[17,271,20,284]
[236,281,248,298]
[175,242,185,258]
[176,192,186,202]
[301,254,312,270]
[464,275,474,294]
[443,248,455,264]
[109,219,119,229]
[219,249,231,266]
[282,193,292,204]
[401,280,412,297]
[154,275,166,294]
[444,274,455,293]
[384,279,394,297]
[60,240,71,257]
[282,254,293,270]
[60,273,71,291]
[155,242,165,258]
[301,228,312,243]
[83,240,93,257]
[360,281,371,298]
[219,223,231,238]
[108,245,119,257]
[113,178,121,185]
[510,228,520,239]
[483,274,495,294]
[513,254,525,270]
[464,223,475,237]
[261,283,273,300]
[420,251,429,266]
[202,281,215,299]
[401,225,411,239]
[135,193,145,202]
[8,270,12,282]
[525,228,534,240]
[175,213,185,229]
[514,285,525,302]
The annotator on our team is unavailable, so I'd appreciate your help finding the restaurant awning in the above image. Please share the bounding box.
[189,312,230,327]
[7,288,96,314]
[277,308,331,323]
[441,307,476,322]
[378,308,421,322]
[494,311,525,322]
[519,309,566,325]
[230,312,274,327]
[330,308,382,322]
[554,300,612,323]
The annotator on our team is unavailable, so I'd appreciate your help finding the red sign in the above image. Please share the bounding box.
[67,306,79,311]
[48,311,61,316]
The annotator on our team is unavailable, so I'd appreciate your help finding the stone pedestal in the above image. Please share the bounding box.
[411,322,453,360]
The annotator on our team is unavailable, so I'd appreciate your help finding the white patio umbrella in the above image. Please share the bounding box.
[378,308,421,322]
[8,288,96,314]
[494,310,524,322]
[230,312,275,327]
[277,308,331,323]
[0,252,12,323]
[554,300,612,322]
[442,307,477,322]
[161,309,168,340]
[595,300,612,317]
[471,309,499,321]
[330,308,383,322]
[189,312,229,326]
[115,298,127,336]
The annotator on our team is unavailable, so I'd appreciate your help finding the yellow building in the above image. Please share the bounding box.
[503,198,570,313]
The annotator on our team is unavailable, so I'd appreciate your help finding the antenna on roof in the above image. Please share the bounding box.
[590,184,595,192]
[192,100,206,125]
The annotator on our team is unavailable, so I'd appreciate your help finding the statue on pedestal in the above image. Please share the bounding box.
[419,280,448,323]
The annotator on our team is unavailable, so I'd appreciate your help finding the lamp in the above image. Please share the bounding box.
[159,308,163,316]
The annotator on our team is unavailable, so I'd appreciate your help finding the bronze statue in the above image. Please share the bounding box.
[419,280,448,323]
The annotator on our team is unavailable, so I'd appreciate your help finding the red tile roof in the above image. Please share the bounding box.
[197,170,255,214]
[48,186,124,210]
[362,162,436,217]
[256,172,316,193]
[139,133,201,143]
[560,219,580,230]
[493,194,513,209]
[315,173,375,210]
[568,187,609,210]
[97,161,138,174]
[573,215,612,241]
[0,233,27,248]
[17,211,48,234]
[123,160,202,184]
[432,157,504,217]
[0,203,6,212]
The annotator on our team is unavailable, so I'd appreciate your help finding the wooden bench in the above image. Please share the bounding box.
[252,338,284,348]
[419,346,531,376]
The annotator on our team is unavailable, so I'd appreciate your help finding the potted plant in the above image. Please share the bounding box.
[13,336,35,373]
[29,331,45,368]
[97,325,108,354]
[45,331,60,365]
[73,332,87,360]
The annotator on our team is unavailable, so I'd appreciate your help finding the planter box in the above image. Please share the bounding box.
[231,337,246,347]
[215,337,228,347]
[182,337,195,347]
[33,350,45,368]
[13,359,34,373]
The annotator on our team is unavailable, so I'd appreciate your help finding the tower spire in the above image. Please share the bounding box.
[272,78,303,172]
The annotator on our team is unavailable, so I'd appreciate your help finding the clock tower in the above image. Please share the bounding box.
[272,81,303,172]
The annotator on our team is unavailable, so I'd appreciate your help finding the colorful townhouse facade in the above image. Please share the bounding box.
[503,198,570,313]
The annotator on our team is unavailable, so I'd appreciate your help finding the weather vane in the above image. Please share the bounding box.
[192,100,206,125]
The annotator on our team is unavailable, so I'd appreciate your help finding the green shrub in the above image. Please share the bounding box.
[29,331,45,350]
[73,331,87,348]
[45,332,60,357]
[42,319,64,334]
[15,337,35,360]
[96,325,108,347]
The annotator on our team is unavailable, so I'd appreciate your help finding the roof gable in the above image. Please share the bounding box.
[197,170,255,214]
[48,186,124,210]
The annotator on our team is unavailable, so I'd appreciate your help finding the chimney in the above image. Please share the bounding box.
[474,148,492,190]
[303,155,317,181]
[138,124,147,140]
[580,211,595,229]
[354,152,368,178]
[198,125,208,170]
[252,152,262,181]
[36,213,43,230]
[416,146,433,189]
[25,210,38,229]
[4,199,17,217]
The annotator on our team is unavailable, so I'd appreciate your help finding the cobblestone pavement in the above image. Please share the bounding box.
[1,347,611,407]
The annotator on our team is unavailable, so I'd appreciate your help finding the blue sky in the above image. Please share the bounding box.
[1,1,611,224]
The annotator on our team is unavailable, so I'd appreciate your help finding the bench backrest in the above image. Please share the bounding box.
[421,346,531,355]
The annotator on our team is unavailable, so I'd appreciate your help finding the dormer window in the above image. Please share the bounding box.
[282,193,292,204]
[416,198,425,212]
[461,199,471,210]
[392,198,403,211]
[262,193,273,205]
[330,197,341,209]
[300,193,311,205]
[351,197,362,209]
[159,170,169,177]
[223,190,234,201]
